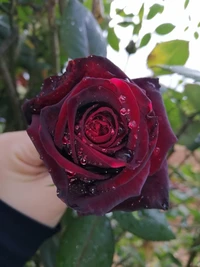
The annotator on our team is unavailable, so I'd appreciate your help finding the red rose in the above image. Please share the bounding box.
[23,56,177,215]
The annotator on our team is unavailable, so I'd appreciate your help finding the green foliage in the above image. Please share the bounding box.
[147,4,164,20]
[60,0,107,58]
[147,40,189,75]
[114,210,175,241]
[139,33,151,48]
[155,23,175,35]
[57,212,114,267]
[107,27,119,51]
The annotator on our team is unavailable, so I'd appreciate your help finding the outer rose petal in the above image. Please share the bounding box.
[23,56,128,124]
[66,162,150,215]
[133,78,177,174]
[27,115,68,194]
[113,160,169,211]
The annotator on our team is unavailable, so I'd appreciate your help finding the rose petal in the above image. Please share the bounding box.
[66,162,150,215]
[40,107,106,180]
[27,115,68,193]
[23,56,128,124]
[133,78,177,174]
[113,160,169,211]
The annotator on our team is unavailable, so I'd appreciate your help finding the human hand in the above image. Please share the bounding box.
[0,131,66,227]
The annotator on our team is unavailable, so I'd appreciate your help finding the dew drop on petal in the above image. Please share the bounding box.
[119,95,126,103]
[89,185,96,194]
[154,147,160,156]
[120,108,127,116]
[56,188,61,197]
[111,128,115,135]
[102,148,107,153]
[75,124,80,131]
[62,136,70,145]
[80,155,87,165]
[128,120,137,129]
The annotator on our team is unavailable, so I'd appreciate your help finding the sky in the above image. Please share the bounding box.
[107,0,200,89]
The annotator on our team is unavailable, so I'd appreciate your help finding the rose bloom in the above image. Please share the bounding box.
[23,56,177,215]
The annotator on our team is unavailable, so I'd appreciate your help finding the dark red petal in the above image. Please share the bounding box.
[110,78,140,151]
[66,162,150,215]
[75,137,126,168]
[27,115,68,192]
[113,160,169,211]
[40,107,106,180]
[23,56,128,124]
[133,78,177,174]
[40,75,63,96]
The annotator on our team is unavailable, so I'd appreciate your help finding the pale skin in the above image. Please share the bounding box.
[0,131,66,228]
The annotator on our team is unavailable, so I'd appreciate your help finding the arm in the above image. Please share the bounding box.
[0,131,66,267]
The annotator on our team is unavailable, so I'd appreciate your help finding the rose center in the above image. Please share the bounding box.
[84,110,115,144]
[87,116,110,136]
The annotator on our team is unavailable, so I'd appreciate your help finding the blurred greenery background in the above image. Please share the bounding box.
[0,0,200,266]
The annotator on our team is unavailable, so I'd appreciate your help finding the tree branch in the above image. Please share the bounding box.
[47,0,60,74]
[0,58,25,130]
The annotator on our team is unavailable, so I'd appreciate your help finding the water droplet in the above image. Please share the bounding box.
[120,108,127,116]
[134,134,138,139]
[63,136,70,145]
[68,149,72,155]
[57,188,61,197]
[75,124,80,131]
[154,147,160,156]
[48,168,52,173]
[120,108,130,116]
[115,149,133,162]
[111,128,115,135]
[136,159,142,164]
[102,148,107,153]
[82,137,87,143]
[89,186,96,194]
[80,155,87,165]
[71,21,75,26]
[40,155,44,160]
[128,120,136,129]
[112,186,116,190]
[119,95,126,103]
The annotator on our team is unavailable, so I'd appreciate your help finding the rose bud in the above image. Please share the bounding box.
[23,56,177,215]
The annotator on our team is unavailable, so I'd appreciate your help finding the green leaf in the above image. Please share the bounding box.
[60,0,107,59]
[155,23,175,35]
[147,40,189,75]
[40,235,60,267]
[154,65,200,81]
[118,20,132,27]
[198,22,200,27]
[184,84,200,111]
[114,210,175,241]
[163,89,185,133]
[139,33,151,48]
[184,0,189,9]
[107,27,119,51]
[133,23,142,35]
[57,215,114,267]
[147,4,164,20]
[194,31,199,39]
[138,4,144,22]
